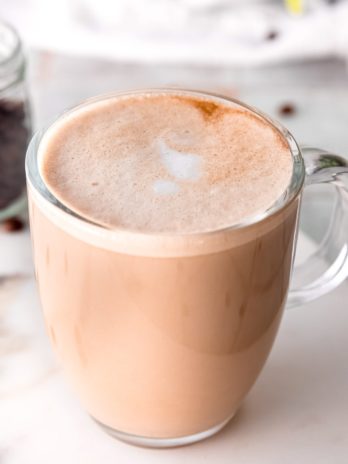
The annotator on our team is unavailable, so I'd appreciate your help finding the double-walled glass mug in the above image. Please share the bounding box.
[26,90,348,448]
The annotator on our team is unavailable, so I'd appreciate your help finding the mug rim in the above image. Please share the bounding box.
[25,88,305,247]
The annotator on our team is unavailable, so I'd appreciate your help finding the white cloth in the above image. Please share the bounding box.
[1,0,348,66]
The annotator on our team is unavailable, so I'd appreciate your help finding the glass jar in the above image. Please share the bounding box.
[0,20,31,221]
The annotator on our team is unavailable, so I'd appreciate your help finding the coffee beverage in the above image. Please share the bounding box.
[28,91,299,440]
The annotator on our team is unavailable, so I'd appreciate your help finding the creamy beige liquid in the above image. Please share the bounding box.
[29,92,299,438]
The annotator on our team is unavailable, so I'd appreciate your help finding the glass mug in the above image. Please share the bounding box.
[25,90,348,448]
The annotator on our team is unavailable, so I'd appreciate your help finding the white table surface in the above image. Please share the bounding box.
[1,53,348,463]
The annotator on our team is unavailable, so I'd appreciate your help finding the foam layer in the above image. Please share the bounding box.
[39,92,293,234]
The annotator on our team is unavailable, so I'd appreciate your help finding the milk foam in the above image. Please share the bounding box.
[39,92,293,234]
[153,179,179,195]
[158,140,202,181]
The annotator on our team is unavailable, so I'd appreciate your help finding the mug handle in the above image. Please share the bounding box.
[287,147,348,308]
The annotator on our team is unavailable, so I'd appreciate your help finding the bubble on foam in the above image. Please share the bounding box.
[158,140,202,181]
[153,180,179,195]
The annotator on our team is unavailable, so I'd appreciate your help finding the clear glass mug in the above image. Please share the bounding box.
[25,90,348,448]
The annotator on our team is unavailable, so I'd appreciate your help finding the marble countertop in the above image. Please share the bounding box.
[1,53,348,462]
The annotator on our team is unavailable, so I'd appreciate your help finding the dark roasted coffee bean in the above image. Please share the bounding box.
[278,102,296,117]
[265,30,279,41]
[2,217,25,232]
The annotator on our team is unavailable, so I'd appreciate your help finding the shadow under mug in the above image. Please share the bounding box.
[25,89,348,447]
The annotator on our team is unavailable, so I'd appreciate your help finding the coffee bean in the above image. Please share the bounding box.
[278,103,296,117]
[2,217,25,232]
[265,30,279,41]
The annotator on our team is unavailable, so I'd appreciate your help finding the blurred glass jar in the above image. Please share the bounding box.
[0,20,31,221]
